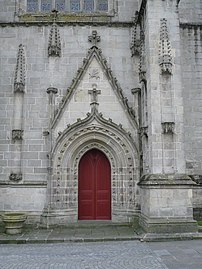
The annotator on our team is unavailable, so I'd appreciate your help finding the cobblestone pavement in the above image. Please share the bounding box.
[0,240,202,269]
[0,241,168,269]
[149,240,202,269]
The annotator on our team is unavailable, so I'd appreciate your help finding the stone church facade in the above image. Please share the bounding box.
[0,0,202,233]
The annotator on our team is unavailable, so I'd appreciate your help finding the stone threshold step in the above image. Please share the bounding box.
[39,221,133,229]
[0,236,141,244]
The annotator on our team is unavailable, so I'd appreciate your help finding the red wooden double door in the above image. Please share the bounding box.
[78,149,111,220]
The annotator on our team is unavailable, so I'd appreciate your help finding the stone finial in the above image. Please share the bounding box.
[139,30,146,82]
[162,122,175,134]
[12,129,24,141]
[48,23,61,57]
[159,19,172,75]
[14,44,25,93]
[88,31,101,48]
[131,12,141,56]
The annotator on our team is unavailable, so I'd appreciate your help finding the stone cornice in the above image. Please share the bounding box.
[180,23,202,29]
[0,21,133,28]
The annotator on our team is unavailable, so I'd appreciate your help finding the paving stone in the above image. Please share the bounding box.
[0,241,168,269]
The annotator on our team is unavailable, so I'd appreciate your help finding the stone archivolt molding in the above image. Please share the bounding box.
[52,106,139,166]
[51,44,138,129]
[14,44,25,93]
[48,107,139,210]
[53,106,138,155]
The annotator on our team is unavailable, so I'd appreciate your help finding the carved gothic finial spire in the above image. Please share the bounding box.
[139,30,146,82]
[48,22,61,57]
[131,11,141,56]
[14,44,25,93]
[88,30,101,48]
[159,18,172,74]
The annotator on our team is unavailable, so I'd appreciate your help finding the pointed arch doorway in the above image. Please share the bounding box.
[78,149,111,220]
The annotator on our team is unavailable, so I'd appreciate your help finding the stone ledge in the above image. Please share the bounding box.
[180,23,202,29]
[0,21,133,28]
[190,175,202,185]
[0,181,47,187]
[138,174,197,187]
[141,232,202,242]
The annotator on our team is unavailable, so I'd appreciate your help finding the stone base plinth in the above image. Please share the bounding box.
[138,174,198,234]
[40,208,77,227]
[140,214,198,234]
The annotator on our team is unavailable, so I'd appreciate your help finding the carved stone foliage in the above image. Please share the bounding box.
[48,23,61,57]
[89,68,100,80]
[9,173,22,182]
[140,126,148,137]
[54,106,137,152]
[88,30,101,48]
[159,19,173,75]
[131,13,141,56]
[12,129,24,141]
[52,42,138,129]
[162,122,175,134]
[14,44,25,93]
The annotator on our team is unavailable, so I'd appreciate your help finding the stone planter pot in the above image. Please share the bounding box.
[2,212,27,235]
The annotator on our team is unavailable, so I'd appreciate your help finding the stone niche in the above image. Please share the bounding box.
[138,174,198,234]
